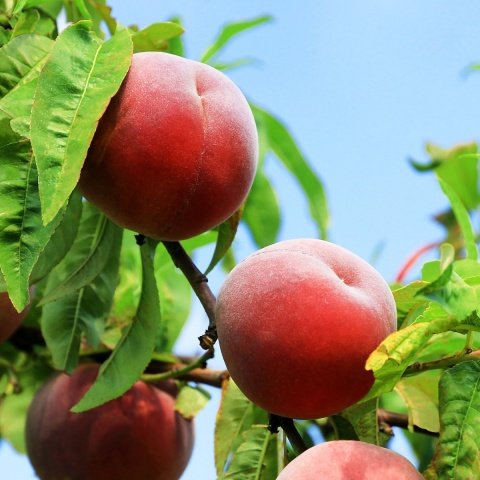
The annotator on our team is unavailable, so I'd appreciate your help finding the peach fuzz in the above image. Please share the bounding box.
[0,291,31,343]
[215,239,396,419]
[25,363,194,480]
[277,441,423,479]
[79,51,258,241]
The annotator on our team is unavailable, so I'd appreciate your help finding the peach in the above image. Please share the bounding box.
[215,239,396,419]
[79,52,258,241]
[0,291,31,343]
[276,440,423,479]
[25,363,194,480]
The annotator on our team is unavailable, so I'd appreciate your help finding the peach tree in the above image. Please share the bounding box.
[0,0,479,478]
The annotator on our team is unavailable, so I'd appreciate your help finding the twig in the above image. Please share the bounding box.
[142,350,214,383]
[378,409,438,437]
[395,241,439,283]
[404,349,480,376]
[162,241,218,349]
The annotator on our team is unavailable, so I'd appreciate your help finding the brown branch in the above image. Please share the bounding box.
[162,241,218,349]
[378,409,438,437]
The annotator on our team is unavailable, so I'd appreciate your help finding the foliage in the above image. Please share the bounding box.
[0,1,478,479]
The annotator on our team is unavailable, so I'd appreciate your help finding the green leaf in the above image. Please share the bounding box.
[25,0,63,18]
[251,104,329,239]
[12,0,27,15]
[0,33,53,98]
[31,21,132,224]
[395,370,440,433]
[155,252,191,352]
[215,378,269,477]
[39,203,122,305]
[175,384,211,420]
[30,189,83,284]
[74,0,90,20]
[429,143,479,210]
[365,303,480,400]
[243,170,280,248]
[205,209,242,275]
[0,116,65,311]
[0,360,52,453]
[71,238,161,412]
[338,398,386,445]
[220,425,278,480]
[131,22,184,53]
[438,177,478,261]
[431,360,480,479]
[165,16,184,56]
[41,223,121,372]
[210,57,258,72]
[200,16,272,64]
[11,8,40,37]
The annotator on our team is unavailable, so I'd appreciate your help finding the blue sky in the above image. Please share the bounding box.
[4,1,480,478]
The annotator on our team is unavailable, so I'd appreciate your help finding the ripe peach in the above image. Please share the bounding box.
[25,363,194,480]
[277,440,423,479]
[79,52,258,241]
[0,291,31,343]
[215,239,396,419]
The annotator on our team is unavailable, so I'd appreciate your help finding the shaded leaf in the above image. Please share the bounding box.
[30,189,83,284]
[0,116,65,311]
[41,218,122,372]
[72,238,161,412]
[205,208,242,275]
[243,170,280,248]
[200,16,272,64]
[215,378,268,477]
[429,361,480,478]
[40,203,122,305]
[0,359,52,453]
[31,21,132,224]
[220,425,278,480]
[165,16,184,57]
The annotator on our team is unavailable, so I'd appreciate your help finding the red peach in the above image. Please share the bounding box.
[25,363,194,480]
[79,51,258,241]
[215,239,396,419]
[0,291,31,343]
[277,440,423,479]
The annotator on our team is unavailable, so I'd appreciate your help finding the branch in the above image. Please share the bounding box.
[404,349,480,376]
[378,409,438,437]
[395,241,439,283]
[142,350,214,383]
[162,241,218,349]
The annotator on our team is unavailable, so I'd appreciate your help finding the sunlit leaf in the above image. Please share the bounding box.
[31,21,132,224]
[200,16,272,64]
[251,104,329,239]
[437,177,478,261]
[175,384,210,420]
[132,22,184,53]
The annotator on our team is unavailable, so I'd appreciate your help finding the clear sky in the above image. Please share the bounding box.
[3,1,480,478]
